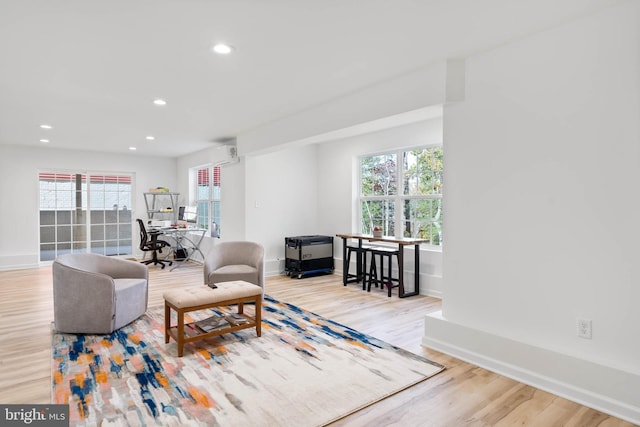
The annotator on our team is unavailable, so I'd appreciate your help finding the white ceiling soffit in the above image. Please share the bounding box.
[0,0,623,157]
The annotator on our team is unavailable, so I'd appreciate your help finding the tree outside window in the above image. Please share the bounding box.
[359,146,443,245]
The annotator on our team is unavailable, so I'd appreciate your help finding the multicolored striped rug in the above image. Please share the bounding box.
[52,295,444,426]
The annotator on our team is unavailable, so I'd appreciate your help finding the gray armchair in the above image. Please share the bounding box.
[52,253,149,334]
[204,241,264,294]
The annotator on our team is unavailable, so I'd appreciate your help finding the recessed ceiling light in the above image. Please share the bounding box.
[146,136,155,141]
[40,124,52,129]
[153,99,167,106]
[40,139,50,143]
[212,43,233,54]
[129,146,137,151]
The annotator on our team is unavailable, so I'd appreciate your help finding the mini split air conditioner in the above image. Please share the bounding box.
[214,144,239,166]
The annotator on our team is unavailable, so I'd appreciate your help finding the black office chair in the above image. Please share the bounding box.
[137,219,173,269]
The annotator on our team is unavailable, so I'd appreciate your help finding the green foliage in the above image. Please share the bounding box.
[403,147,443,196]
[403,199,442,244]
[360,147,443,245]
[361,153,397,196]
[361,200,395,235]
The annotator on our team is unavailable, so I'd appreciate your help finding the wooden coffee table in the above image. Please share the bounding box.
[163,281,262,356]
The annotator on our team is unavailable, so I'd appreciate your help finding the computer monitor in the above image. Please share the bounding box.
[178,206,197,223]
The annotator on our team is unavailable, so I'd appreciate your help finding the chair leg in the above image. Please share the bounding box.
[345,248,352,286]
[150,249,166,269]
[141,249,173,268]
[360,250,368,290]
[367,254,377,292]
[380,253,400,297]
[346,247,368,286]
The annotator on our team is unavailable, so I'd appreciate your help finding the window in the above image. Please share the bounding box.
[359,146,443,245]
[39,172,133,261]
[192,165,221,235]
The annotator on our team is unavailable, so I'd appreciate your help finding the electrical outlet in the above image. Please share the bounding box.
[576,318,592,339]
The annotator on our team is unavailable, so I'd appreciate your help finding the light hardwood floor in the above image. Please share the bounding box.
[0,263,634,427]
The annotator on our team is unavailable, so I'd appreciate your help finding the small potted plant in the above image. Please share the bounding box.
[373,226,383,238]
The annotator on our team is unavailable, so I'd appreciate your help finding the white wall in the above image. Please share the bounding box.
[0,144,177,269]
[244,145,319,275]
[175,146,246,261]
[235,117,445,288]
[175,144,320,276]
[316,118,444,296]
[220,160,246,242]
[425,1,640,423]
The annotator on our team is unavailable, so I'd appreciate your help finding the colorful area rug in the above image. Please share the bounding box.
[52,295,444,426]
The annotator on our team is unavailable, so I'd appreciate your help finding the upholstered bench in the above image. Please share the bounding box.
[163,280,262,357]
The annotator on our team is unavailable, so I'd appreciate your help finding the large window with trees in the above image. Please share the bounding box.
[192,165,221,236]
[359,146,443,245]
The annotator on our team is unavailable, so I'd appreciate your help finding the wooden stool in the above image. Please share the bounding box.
[163,280,262,356]
[368,247,400,297]
[345,245,370,289]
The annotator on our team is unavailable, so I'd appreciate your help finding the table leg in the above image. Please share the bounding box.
[182,231,206,261]
[399,244,420,298]
[415,243,420,294]
[255,296,262,337]
[164,302,170,343]
[170,230,206,271]
[341,237,348,285]
[177,309,185,357]
[397,244,405,296]
[356,238,363,282]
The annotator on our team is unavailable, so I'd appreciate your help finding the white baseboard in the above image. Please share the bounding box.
[0,254,39,271]
[422,311,640,425]
[265,258,286,277]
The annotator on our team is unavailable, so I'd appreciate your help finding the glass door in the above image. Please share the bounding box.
[39,172,134,261]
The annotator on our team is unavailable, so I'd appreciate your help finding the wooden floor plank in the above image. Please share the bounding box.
[0,264,634,426]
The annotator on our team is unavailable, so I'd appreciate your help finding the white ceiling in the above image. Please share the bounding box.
[0,0,622,158]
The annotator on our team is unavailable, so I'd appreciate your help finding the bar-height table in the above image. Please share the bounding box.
[336,233,428,298]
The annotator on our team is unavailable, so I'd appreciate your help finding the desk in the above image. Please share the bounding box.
[153,227,208,270]
[336,233,427,298]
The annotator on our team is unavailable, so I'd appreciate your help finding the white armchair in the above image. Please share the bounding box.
[52,253,148,334]
[203,241,264,294]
